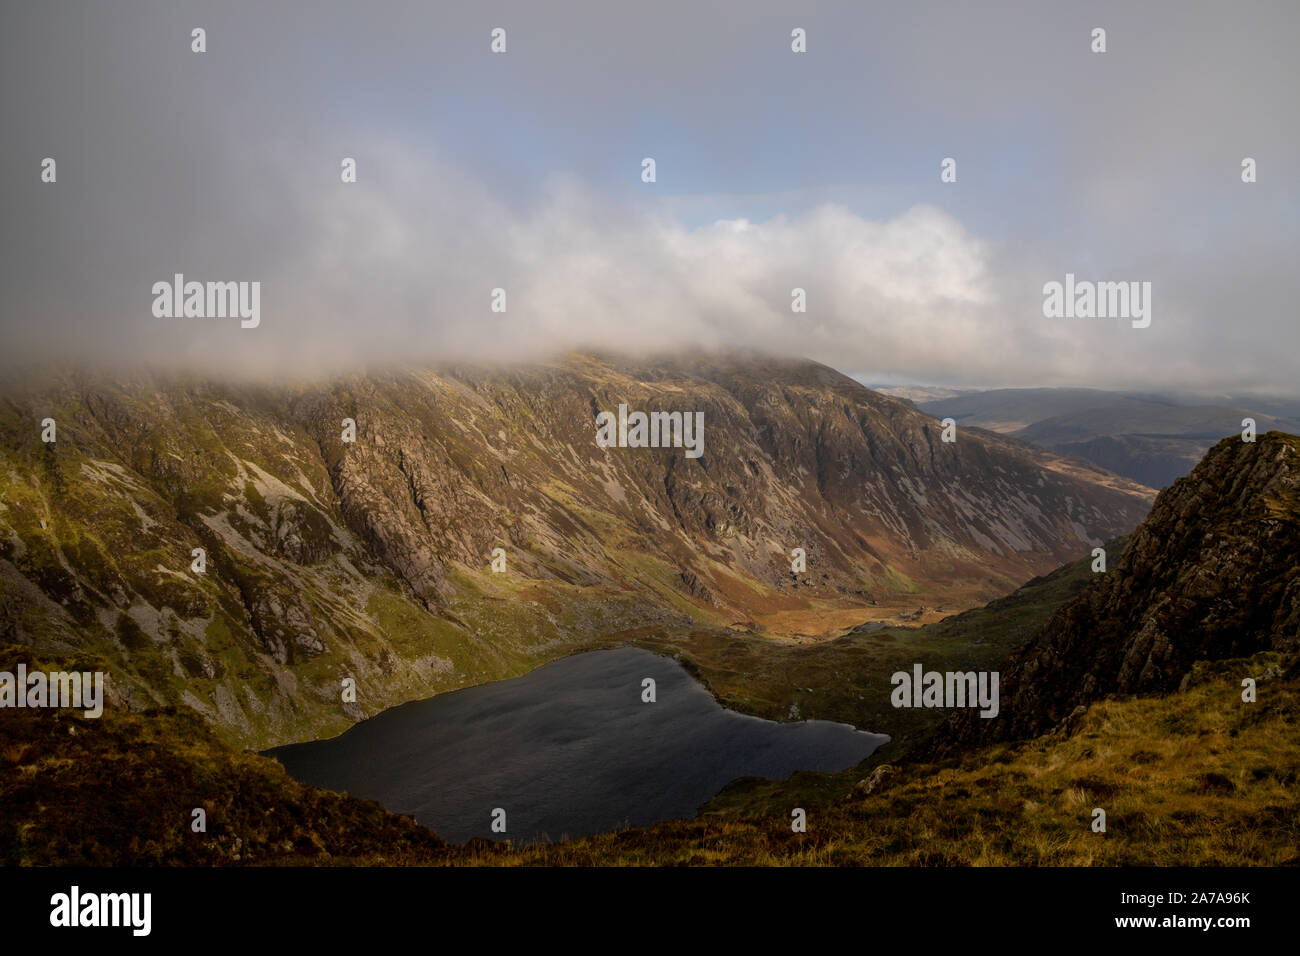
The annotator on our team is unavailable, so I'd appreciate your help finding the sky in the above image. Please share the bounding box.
[2,0,1297,393]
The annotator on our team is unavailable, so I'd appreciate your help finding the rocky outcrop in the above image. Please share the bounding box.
[243,585,325,665]
[935,431,1300,752]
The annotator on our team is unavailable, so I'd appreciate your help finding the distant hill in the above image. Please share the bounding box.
[862,384,980,404]
[917,387,1117,433]
[914,388,1300,488]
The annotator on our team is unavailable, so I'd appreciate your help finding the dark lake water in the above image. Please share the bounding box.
[268,646,887,844]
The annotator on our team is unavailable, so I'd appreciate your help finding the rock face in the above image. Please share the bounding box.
[0,353,1153,747]
[935,431,1300,751]
[853,763,896,796]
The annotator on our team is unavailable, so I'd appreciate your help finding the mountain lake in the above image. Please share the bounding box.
[268,646,888,844]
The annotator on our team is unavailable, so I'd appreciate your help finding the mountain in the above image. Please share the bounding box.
[937,430,1300,752]
[917,388,1300,489]
[0,354,1151,748]
[6,429,1295,867]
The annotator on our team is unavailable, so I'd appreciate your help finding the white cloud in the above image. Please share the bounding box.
[250,149,1002,378]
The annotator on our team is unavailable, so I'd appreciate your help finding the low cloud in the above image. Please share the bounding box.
[2,1,1296,395]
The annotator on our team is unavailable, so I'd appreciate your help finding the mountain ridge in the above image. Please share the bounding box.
[0,353,1152,748]
[934,430,1300,753]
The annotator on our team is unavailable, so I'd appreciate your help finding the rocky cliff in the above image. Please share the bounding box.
[936,431,1300,751]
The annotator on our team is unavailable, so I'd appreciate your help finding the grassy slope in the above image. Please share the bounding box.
[0,643,450,866]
